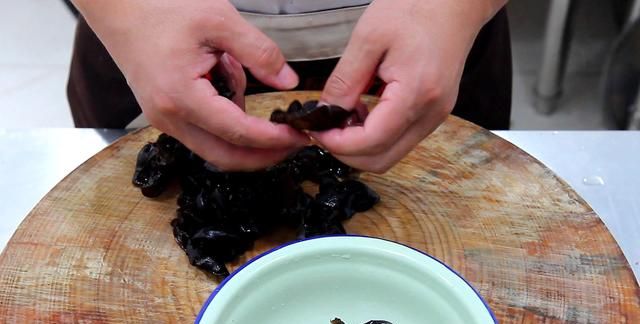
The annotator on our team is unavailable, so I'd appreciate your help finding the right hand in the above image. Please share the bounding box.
[72,0,309,170]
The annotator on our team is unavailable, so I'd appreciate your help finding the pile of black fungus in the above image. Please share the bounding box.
[331,319,392,324]
[132,135,379,278]
[133,72,378,278]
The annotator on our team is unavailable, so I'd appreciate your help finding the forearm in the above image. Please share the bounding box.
[69,1,192,82]
[69,1,186,49]
[69,1,142,70]
[70,1,135,34]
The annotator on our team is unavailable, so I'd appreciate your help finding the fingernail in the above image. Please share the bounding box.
[277,64,299,89]
[220,53,232,68]
[294,133,311,147]
[307,131,323,143]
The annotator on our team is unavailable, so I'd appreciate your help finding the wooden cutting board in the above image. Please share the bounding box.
[0,92,638,323]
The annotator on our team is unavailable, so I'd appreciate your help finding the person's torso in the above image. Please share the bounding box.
[233,0,372,61]
[230,0,372,14]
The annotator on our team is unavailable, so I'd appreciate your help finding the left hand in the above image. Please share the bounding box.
[313,0,506,173]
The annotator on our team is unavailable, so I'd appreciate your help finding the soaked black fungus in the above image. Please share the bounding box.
[210,73,235,100]
[286,145,354,183]
[331,319,392,324]
[132,134,380,278]
[316,179,380,222]
[270,100,354,131]
[132,134,188,197]
[204,69,235,100]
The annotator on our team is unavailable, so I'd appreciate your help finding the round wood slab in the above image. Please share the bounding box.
[0,92,638,323]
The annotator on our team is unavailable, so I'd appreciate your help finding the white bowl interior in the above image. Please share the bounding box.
[198,236,494,324]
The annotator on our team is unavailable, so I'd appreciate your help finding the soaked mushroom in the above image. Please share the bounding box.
[132,134,188,197]
[270,100,355,131]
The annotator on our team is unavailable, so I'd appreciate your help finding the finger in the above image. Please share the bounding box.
[333,112,446,173]
[214,8,298,90]
[218,53,246,109]
[180,78,309,149]
[320,24,386,109]
[312,81,419,156]
[173,121,298,171]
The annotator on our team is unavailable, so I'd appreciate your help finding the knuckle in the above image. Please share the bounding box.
[422,84,444,104]
[406,106,425,126]
[413,83,448,120]
[255,40,281,69]
[325,73,353,97]
[143,112,164,130]
[156,104,182,118]
[352,25,379,47]
[419,89,453,123]
[433,104,452,123]
[149,94,185,118]
[221,125,249,146]
[260,130,280,147]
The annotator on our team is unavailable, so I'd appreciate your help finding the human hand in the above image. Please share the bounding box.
[72,0,308,170]
[315,0,506,173]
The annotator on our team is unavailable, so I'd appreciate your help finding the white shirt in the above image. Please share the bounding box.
[231,0,371,14]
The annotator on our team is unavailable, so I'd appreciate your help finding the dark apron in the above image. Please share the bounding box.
[67,8,511,130]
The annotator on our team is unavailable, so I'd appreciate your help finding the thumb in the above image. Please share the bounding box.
[321,33,385,109]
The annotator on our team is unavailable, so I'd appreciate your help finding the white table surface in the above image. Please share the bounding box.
[0,129,637,284]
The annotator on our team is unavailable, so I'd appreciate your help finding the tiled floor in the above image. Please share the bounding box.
[0,0,624,129]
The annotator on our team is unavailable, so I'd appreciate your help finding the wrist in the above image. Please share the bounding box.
[453,0,508,30]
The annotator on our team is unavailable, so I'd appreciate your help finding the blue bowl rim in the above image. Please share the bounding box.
[194,234,497,324]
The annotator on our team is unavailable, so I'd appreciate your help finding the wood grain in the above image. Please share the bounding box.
[0,91,638,323]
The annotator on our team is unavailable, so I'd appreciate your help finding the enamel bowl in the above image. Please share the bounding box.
[196,236,496,324]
